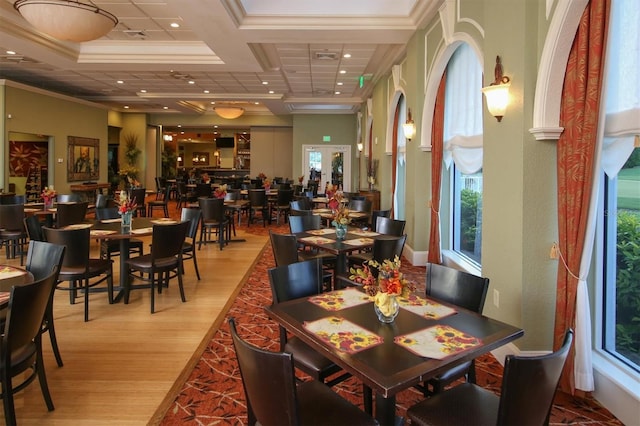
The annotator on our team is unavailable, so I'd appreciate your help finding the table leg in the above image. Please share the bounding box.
[375,394,402,426]
[113,238,131,303]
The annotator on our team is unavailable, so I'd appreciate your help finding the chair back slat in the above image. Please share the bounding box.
[268,258,324,304]
[425,263,489,313]
[43,227,90,269]
[269,231,300,267]
[151,221,189,260]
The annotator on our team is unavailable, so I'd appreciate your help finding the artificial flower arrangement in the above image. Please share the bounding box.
[349,256,416,317]
[331,205,351,228]
[117,190,137,214]
[41,186,56,204]
[263,178,272,190]
[213,184,228,199]
[127,176,141,189]
[258,172,267,180]
[298,175,304,184]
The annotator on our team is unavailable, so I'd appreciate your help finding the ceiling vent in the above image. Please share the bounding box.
[314,51,339,60]
[123,29,147,39]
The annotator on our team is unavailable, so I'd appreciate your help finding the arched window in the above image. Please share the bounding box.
[442,43,484,265]
[393,95,407,219]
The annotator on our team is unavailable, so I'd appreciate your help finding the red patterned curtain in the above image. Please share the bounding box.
[555,0,609,394]
[427,73,447,264]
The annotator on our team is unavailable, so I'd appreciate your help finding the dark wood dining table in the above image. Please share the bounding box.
[0,265,34,306]
[293,227,380,276]
[265,288,524,425]
[90,217,167,302]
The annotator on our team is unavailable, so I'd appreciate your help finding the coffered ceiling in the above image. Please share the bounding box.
[0,0,440,117]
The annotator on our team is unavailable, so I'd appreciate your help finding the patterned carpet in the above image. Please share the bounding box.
[156,219,622,425]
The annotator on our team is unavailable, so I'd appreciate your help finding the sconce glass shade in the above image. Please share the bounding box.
[357,142,364,152]
[177,156,183,162]
[14,0,118,42]
[402,122,416,140]
[481,82,511,122]
[214,107,245,119]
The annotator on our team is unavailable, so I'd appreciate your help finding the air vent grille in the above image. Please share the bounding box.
[314,51,339,60]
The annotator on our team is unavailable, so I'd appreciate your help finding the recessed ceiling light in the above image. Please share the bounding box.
[124,105,129,109]
[211,101,215,104]
[203,90,209,93]
[339,70,346,74]
[177,124,182,127]
[254,102,259,105]
[6,50,16,55]
[214,125,218,128]
[170,22,180,28]
[262,81,269,85]
[163,106,168,109]
[343,53,351,58]
[188,80,195,84]
[337,82,343,86]
[180,131,185,134]
[140,89,147,93]
[117,80,124,84]
[334,91,341,95]
[269,90,274,94]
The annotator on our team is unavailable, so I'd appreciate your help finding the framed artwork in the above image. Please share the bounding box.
[68,136,99,181]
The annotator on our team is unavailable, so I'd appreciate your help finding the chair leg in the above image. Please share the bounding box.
[150,273,156,314]
[45,310,64,367]
[35,337,55,411]
[177,263,186,302]
[84,278,89,322]
[192,249,201,280]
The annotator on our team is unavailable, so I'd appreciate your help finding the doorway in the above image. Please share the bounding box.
[302,145,352,192]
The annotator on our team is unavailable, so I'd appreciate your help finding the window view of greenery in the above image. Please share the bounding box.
[607,148,640,369]
[454,169,483,264]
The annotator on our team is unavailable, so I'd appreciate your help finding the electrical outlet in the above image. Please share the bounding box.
[493,289,499,308]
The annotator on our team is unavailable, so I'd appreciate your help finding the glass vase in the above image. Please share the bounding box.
[335,224,347,240]
[121,211,132,233]
[44,199,53,210]
[374,293,399,323]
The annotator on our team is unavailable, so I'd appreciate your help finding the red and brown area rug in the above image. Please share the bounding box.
[157,222,622,425]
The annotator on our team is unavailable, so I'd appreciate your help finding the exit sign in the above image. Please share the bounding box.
[323,136,331,142]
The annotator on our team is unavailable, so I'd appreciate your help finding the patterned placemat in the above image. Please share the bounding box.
[395,324,482,359]
[350,229,380,237]
[308,288,371,311]
[343,237,374,246]
[0,266,26,279]
[91,230,117,237]
[101,218,121,224]
[307,228,336,236]
[64,223,93,230]
[304,316,383,354]
[299,236,334,244]
[397,295,457,319]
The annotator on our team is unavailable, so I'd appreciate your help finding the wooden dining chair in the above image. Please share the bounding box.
[25,240,66,367]
[129,188,147,217]
[55,201,89,228]
[0,270,58,425]
[270,188,294,225]
[125,221,189,314]
[0,203,27,264]
[370,209,391,231]
[198,197,229,250]
[229,316,377,426]
[407,329,574,426]
[414,263,490,396]
[248,189,269,227]
[147,185,171,217]
[180,207,202,280]
[43,226,114,322]
[347,234,407,271]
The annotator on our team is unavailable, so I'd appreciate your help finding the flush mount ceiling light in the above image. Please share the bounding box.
[481,55,511,122]
[213,106,245,120]
[14,0,118,42]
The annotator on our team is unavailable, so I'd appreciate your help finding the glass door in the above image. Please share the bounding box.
[302,145,352,192]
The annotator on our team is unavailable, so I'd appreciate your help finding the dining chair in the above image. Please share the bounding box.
[270,188,294,225]
[125,221,189,314]
[294,195,313,210]
[223,189,241,234]
[94,193,108,209]
[289,208,313,217]
[407,329,574,426]
[180,207,202,280]
[248,189,269,227]
[25,240,66,367]
[198,197,229,250]
[154,177,166,200]
[55,201,89,228]
[376,216,406,236]
[147,185,171,217]
[347,198,372,227]
[129,188,147,217]
[0,203,27,264]
[24,215,45,242]
[370,209,391,231]
[229,317,376,426]
[0,270,58,425]
[194,182,212,199]
[43,226,114,322]
[347,234,407,271]
[95,207,144,260]
[176,181,196,211]
[413,263,490,396]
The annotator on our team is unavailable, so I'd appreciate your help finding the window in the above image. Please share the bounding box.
[394,95,407,219]
[442,43,484,266]
[598,0,640,372]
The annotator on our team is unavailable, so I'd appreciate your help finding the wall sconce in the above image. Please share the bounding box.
[357,142,364,152]
[481,56,511,122]
[402,108,416,141]
[192,156,199,163]
[177,155,183,162]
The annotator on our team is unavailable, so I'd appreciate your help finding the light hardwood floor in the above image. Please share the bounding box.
[0,227,267,425]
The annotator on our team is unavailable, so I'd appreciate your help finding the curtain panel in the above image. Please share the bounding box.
[428,73,447,264]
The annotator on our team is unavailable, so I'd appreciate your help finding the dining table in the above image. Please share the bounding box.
[293,227,380,277]
[90,217,176,302]
[0,265,34,306]
[265,287,524,425]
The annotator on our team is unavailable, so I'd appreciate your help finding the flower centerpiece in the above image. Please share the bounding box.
[328,188,350,240]
[349,256,416,323]
[127,176,141,189]
[213,184,228,199]
[298,175,304,184]
[41,185,56,210]
[263,178,272,191]
[117,191,137,232]
[258,172,267,181]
